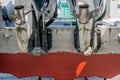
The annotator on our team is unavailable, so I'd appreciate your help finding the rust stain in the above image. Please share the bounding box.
[109,28,112,40]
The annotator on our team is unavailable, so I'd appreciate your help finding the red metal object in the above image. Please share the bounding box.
[0,52,120,80]
[76,62,87,77]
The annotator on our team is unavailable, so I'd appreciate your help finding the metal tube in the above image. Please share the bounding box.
[79,3,89,24]
[14,5,25,25]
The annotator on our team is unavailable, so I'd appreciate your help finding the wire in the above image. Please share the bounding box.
[96,0,107,21]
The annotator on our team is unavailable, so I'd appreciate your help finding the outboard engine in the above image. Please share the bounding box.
[27,0,57,54]
[70,0,107,55]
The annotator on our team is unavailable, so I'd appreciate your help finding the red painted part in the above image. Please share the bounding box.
[0,52,120,80]
[76,62,87,77]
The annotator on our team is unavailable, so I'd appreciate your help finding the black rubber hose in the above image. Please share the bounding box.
[45,5,57,27]
[27,5,37,52]
[33,0,44,11]
[97,0,107,21]
[96,7,106,21]
[71,0,76,6]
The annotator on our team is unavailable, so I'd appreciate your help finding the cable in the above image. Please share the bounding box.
[96,0,107,21]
